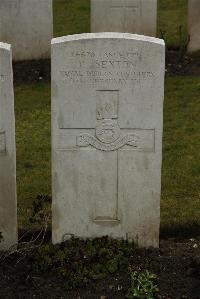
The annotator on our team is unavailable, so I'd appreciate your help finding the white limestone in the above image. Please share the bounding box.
[52,33,165,248]
[0,0,53,61]
[0,42,17,250]
[91,0,157,36]
[188,0,200,52]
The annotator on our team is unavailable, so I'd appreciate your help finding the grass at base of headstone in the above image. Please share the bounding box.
[15,77,200,233]
[15,82,51,229]
[161,76,200,230]
[53,0,187,49]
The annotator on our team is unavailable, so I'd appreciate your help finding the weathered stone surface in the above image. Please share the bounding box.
[91,0,157,36]
[0,42,17,250]
[0,0,52,61]
[52,33,165,247]
[188,0,200,52]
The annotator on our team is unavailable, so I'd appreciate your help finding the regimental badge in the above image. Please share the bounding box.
[77,90,139,151]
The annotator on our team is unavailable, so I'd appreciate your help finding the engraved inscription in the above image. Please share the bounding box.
[111,3,139,10]
[60,70,154,85]
[70,50,140,59]
[60,49,155,85]
[0,131,6,154]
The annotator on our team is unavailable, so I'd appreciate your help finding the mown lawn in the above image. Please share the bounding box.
[15,0,200,232]
[161,76,200,229]
[53,0,90,37]
[15,83,51,228]
[157,0,187,48]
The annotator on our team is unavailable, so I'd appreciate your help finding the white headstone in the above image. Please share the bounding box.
[188,0,200,52]
[91,0,157,37]
[52,33,165,248]
[0,0,53,61]
[0,42,17,250]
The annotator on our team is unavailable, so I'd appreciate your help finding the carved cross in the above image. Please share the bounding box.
[60,90,155,223]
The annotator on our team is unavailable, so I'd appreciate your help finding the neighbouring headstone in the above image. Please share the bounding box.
[0,0,53,61]
[188,0,200,52]
[52,33,165,247]
[91,0,157,37]
[0,42,17,250]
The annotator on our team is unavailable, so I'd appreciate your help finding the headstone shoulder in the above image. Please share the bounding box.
[52,32,164,46]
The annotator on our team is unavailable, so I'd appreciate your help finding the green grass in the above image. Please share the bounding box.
[15,77,200,230]
[15,83,51,228]
[157,0,188,48]
[53,0,188,48]
[53,0,90,37]
[161,76,200,228]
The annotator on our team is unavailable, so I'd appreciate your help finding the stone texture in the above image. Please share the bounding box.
[0,0,52,61]
[91,0,157,36]
[0,42,17,250]
[188,0,200,52]
[52,33,165,248]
